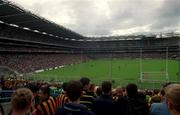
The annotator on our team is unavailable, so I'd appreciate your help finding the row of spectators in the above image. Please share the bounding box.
[2,77,180,115]
[0,53,89,73]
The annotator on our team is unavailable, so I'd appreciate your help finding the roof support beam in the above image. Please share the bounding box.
[0,13,26,18]
[26,24,51,28]
[0,3,7,6]
[15,20,40,24]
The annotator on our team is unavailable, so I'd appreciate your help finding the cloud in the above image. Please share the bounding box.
[8,0,180,36]
[150,0,180,32]
[111,24,151,35]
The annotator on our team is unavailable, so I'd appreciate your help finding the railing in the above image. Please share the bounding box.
[0,90,14,103]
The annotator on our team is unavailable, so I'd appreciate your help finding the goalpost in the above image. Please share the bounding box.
[139,47,169,82]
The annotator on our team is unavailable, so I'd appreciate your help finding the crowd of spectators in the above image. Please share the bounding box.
[0,51,178,74]
[0,77,180,115]
[0,53,89,73]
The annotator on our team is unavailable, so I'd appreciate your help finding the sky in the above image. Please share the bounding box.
[8,0,180,36]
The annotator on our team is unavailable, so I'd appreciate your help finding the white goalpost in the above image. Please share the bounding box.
[139,47,169,82]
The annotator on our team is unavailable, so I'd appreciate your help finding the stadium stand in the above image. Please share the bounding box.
[0,53,89,73]
[0,0,179,114]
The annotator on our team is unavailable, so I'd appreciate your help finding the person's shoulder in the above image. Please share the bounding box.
[82,110,95,115]
[55,107,66,115]
[151,102,163,106]
[150,102,164,111]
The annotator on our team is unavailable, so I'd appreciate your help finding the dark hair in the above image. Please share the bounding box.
[80,77,90,87]
[25,83,39,94]
[96,87,102,96]
[153,89,160,95]
[40,85,50,96]
[102,81,112,94]
[160,89,165,96]
[126,83,138,98]
[66,80,83,102]
[62,82,68,91]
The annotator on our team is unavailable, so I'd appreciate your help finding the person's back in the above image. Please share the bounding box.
[36,96,56,115]
[56,82,69,108]
[150,101,170,115]
[92,81,116,115]
[125,83,149,115]
[127,93,149,115]
[36,85,57,115]
[55,80,95,115]
[150,89,170,115]
[79,77,94,110]
[56,103,94,115]
[93,94,115,115]
[56,93,68,107]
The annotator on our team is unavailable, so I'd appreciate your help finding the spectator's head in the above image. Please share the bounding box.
[25,82,39,96]
[11,88,33,114]
[89,83,95,92]
[102,81,112,95]
[160,89,165,96]
[38,85,50,101]
[146,90,153,97]
[165,84,180,115]
[62,82,68,92]
[65,80,83,102]
[115,87,123,98]
[126,83,138,98]
[96,87,102,96]
[80,77,90,91]
[153,89,160,95]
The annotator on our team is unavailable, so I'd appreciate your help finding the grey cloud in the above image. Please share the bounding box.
[150,0,180,31]
[10,0,180,36]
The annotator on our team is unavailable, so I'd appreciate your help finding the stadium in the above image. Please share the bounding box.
[0,0,179,88]
[0,0,180,114]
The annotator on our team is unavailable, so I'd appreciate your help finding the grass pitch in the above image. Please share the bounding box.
[30,59,179,88]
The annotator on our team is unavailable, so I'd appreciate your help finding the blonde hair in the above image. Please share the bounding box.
[11,88,33,112]
[165,84,180,113]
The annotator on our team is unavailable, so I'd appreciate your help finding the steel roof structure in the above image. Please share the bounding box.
[0,0,84,40]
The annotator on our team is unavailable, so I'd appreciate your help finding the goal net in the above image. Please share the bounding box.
[139,48,169,82]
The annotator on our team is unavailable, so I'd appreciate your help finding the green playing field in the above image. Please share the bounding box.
[30,59,180,89]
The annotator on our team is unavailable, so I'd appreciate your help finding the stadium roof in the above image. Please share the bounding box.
[0,0,84,40]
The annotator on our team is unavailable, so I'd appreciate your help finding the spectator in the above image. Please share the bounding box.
[55,80,95,115]
[25,82,40,113]
[92,81,117,115]
[95,87,102,97]
[149,89,161,105]
[165,84,180,115]
[56,82,69,108]
[125,83,149,115]
[80,77,94,110]
[88,84,96,97]
[36,85,57,115]
[150,89,171,115]
[113,87,123,101]
[9,88,33,115]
